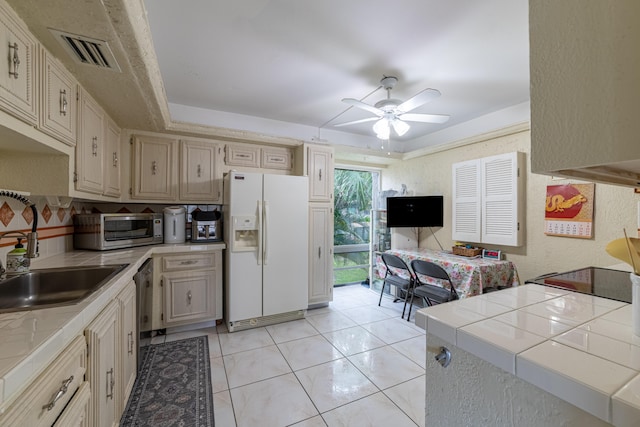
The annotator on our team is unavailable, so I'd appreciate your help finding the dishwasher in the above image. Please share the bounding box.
[134,258,153,370]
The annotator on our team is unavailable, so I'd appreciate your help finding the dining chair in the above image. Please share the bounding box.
[407,259,459,320]
[378,252,414,319]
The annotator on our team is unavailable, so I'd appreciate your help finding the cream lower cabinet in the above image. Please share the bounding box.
[0,336,87,427]
[154,250,223,329]
[86,300,120,427]
[308,203,333,305]
[118,280,137,408]
[52,382,91,427]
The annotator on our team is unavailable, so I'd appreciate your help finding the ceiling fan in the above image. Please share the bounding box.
[335,76,450,139]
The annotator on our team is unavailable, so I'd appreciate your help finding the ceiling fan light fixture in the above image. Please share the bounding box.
[391,119,410,136]
[373,118,390,140]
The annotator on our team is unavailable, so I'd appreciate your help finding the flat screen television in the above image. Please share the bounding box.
[386,196,443,228]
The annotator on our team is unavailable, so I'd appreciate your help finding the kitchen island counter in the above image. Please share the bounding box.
[0,242,225,413]
[416,283,640,426]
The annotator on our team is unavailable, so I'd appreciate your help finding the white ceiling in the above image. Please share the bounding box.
[143,0,531,152]
[4,0,530,156]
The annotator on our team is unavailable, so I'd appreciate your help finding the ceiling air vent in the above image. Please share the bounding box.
[49,29,121,72]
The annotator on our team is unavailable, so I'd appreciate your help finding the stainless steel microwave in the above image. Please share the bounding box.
[74,213,163,250]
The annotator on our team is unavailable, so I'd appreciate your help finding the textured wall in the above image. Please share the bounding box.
[381,128,640,281]
[425,334,611,426]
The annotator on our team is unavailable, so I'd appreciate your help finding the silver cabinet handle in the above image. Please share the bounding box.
[60,89,67,116]
[106,368,115,399]
[151,160,157,175]
[187,290,192,305]
[8,42,19,79]
[318,246,321,258]
[197,164,202,178]
[113,151,118,167]
[43,375,74,411]
[179,260,198,265]
[318,169,322,181]
[128,331,134,354]
[91,137,98,156]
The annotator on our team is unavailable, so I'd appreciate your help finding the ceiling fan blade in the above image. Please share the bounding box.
[342,98,384,116]
[399,113,450,124]
[396,89,441,114]
[334,116,380,127]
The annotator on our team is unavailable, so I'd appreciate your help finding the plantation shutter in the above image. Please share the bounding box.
[452,159,481,242]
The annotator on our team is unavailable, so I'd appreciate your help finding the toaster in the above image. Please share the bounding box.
[191,210,222,242]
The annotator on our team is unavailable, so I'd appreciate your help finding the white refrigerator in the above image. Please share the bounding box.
[224,171,309,331]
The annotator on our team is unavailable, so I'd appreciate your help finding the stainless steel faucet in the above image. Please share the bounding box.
[0,191,39,278]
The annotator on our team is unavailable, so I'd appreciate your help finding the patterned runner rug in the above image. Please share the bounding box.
[120,336,214,426]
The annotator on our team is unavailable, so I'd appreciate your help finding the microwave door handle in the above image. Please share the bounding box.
[257,200,263,266]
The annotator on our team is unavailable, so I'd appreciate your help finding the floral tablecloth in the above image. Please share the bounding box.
[376,248,520,298]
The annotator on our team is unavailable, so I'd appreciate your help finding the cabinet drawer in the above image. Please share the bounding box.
[225,144,260,167]
[262,147,292,170]
[0,335,86,427]
[162,252,216,271]
[52,381,90,427]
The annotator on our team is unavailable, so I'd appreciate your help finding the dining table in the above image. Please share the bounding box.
[377,247,520,298]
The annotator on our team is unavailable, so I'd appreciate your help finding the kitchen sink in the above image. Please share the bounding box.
[0,264,128,314]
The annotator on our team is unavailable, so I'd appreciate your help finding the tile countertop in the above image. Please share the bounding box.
[0,242,225,413]
[415,284,640,427]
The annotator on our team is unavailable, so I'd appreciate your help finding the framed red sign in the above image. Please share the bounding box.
[544,183,594,238]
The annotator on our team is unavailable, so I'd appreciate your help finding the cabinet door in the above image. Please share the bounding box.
[40,50,76,146]
[118,281,137,409]
[0,2,37,125]
[308,146,333,202]
[76,89,104,194]
[103,117,121,197]
[131,135,178,200]
[481,152,524,246]
[180,139,221,202]
[86,301,120,427]
[162,270,216,327]
[452,159,481,243]
[309,203,333,305]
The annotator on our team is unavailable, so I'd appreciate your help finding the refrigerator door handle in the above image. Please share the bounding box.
[257,200,263,265]
[263,200,269,265]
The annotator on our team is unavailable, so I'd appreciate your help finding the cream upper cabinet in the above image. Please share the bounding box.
[262,146,293,170]
[0,0,37,125]
[118,281,137,409]
[529,0,640,187]
[452,152,525,247]
[225,143,293,170]
[76,88,104,194]
[103,117,121,197]
[308,203,333,305]
[85,300,120,427]
[307,145,333,202]
[131,134,178,200]
[180,138,221,202]
[225,144,260,167]
[40,49,76,146]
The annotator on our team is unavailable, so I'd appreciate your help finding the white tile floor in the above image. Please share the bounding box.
[154,285,427,427]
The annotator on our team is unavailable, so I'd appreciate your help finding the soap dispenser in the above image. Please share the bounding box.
[6,238,30,275]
